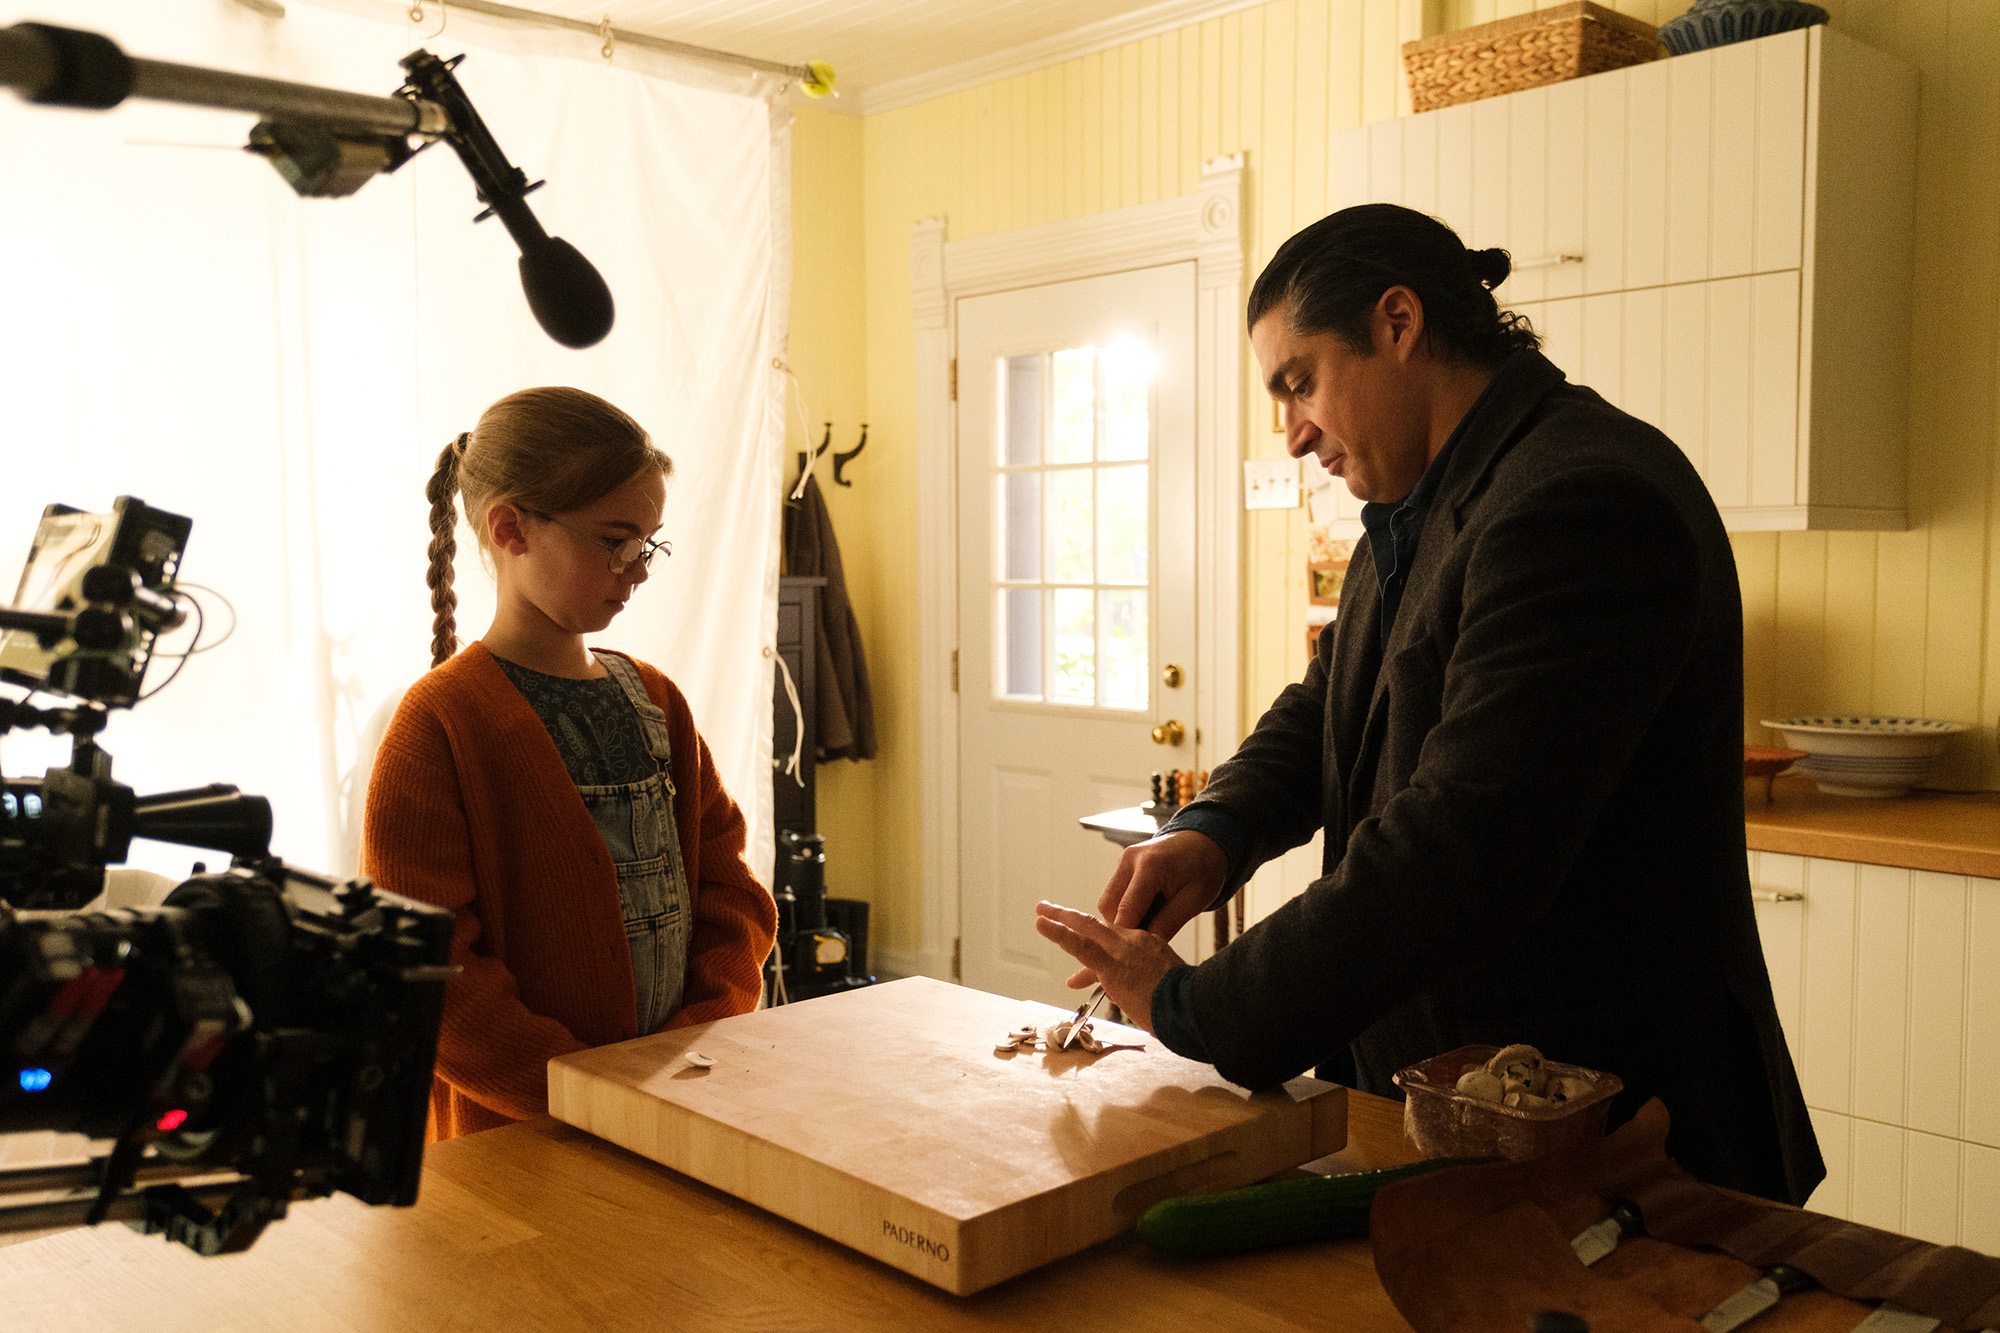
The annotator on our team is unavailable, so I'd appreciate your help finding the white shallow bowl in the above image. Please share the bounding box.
[1762,716,1970,797]
[1795,758,1926,799]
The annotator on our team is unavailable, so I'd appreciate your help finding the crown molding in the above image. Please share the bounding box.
[856,0,1272,115]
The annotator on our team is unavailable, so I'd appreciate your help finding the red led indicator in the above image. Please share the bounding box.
[156,1109,188,1132]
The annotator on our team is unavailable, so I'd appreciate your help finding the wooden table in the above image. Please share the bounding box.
[0,1092,1422,1331]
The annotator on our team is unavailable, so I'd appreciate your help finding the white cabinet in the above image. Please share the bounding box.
[1751,850,2000,1250]
[1323,27,1918,532]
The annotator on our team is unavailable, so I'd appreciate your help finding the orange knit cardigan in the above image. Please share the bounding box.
[362,642,775,1141]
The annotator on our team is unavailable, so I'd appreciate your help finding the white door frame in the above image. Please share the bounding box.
[906,154,1247,982]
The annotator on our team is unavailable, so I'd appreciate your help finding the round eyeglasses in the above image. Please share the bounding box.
[526,510,672,573]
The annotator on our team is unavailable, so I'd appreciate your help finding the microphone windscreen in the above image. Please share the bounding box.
[518,237,615,349]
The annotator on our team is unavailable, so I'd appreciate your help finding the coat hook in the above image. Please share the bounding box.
[792,422,833,497]
[832,424,868,488]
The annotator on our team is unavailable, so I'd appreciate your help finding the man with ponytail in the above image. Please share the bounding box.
[364,387,775,1141]
[1038,204,1822,1204]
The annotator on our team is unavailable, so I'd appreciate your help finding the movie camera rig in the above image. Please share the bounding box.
[0,499,452,1256]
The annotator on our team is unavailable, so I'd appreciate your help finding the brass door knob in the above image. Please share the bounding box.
[1151,719,1185,746]
[1161,663,1184,688]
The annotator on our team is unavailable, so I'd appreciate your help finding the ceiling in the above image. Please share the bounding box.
[511,0,1261,112]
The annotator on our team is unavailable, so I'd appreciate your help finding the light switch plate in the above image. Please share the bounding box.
[1243,458,1301,510]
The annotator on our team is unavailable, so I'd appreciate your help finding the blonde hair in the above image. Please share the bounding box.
[424,386,672,667]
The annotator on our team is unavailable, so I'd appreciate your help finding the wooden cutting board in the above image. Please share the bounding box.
[547,976,1347,1295]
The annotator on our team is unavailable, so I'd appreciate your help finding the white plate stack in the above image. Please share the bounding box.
[1759,716,1970,798]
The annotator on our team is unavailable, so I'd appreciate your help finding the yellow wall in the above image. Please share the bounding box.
[790,0,2000,962]
[785,109,880,902]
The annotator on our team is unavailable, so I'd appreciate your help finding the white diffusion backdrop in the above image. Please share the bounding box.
[0,0,787,885]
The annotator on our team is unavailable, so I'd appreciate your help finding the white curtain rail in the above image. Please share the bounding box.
[421,0,815,83]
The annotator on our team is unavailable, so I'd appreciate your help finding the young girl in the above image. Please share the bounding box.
[363,386,775,1141]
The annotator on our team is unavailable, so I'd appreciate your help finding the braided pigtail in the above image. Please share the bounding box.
[425,434,467,667]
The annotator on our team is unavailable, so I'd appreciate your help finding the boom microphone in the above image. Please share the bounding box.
[2,25,616,349]
[399,49,615,349]
[519,237,617,351]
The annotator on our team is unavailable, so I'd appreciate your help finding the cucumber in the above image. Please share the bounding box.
[1135,1156,1490,1257]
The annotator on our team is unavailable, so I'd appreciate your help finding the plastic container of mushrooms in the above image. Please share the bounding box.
[1391,1043,1624,1163]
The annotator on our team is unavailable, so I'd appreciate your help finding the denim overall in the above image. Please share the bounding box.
[577,654,694,1034]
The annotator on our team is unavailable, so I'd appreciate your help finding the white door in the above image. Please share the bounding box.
[956,263,1199,1007]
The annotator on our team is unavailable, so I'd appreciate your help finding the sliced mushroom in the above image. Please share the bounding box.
[683,1051,716,1068]
[1504,1091,1550,1110]
[1038,1018,1111,1053]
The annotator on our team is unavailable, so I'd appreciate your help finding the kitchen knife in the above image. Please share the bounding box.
[1698,1265,1816,1333]
[1060,893,1167,1049]
[1059,987,1109,1048]
[1848,1303,1939,1332]
[1569,1202,1644,1266]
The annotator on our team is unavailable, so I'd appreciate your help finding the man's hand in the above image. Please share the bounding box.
[1033,901,1184,1034]
[1099,829,1228,938]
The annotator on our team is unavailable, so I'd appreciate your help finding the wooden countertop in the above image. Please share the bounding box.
[1745,774,2000,879]
[0,1092,1423,1332]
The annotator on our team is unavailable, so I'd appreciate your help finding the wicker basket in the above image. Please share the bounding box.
[1403,2,1666,114]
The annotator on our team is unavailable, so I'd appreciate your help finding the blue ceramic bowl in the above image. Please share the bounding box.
[1657,0,1828,55]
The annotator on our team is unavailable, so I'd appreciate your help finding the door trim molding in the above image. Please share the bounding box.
[909,155,1246,982]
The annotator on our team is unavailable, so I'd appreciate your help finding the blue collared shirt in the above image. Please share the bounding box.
[1358,424,1461,649]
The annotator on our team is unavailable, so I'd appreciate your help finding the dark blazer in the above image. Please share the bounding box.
[1183,351,1823,1204]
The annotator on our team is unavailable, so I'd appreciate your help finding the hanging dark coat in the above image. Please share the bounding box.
[782,474,876,762]
[1175,351,1823,1205]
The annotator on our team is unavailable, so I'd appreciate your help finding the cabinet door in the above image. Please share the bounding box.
[1806,1107,2000,1251]
[1508,271,1801,522]
[1603,32,1808,291]
[1759,858,2000,1249]
[1968,873,2000,1150]
[1323,28,1810,299]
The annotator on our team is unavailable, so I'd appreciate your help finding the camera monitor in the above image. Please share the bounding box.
[0,497,192,706]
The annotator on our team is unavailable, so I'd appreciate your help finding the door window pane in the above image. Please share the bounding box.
[1100,589,1147,710]
[1050,347,1094,464]
[999,588,1041,699]
[990,338,1154,711]
[1051,588,1094,703]
[1002,354,1041,467]
[1097,464,1147,586]
[1099,339,1150,462]
[1001,472,1040,581]
[1046,469,1093,584]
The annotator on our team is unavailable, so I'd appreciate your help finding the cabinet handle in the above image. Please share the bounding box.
[1751,890,1804,903]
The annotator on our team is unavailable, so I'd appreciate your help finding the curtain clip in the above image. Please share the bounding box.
[599,16,615,61]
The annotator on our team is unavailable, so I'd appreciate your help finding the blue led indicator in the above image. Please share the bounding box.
[19,1068,53,1093]
[1,792,14,818]
[23,794,42,818]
